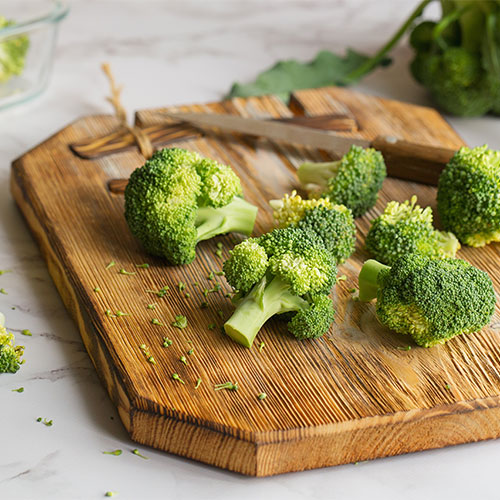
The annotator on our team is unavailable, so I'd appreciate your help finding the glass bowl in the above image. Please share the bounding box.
[0,0,68,109]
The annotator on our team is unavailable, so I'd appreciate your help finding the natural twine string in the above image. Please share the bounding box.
[101,63,154,159]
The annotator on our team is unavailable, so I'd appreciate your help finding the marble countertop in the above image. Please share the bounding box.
[1,1,500,499]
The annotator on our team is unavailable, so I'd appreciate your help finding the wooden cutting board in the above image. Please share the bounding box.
[10,86,500,476]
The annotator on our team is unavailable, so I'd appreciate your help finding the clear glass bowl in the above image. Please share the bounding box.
[0,0,68,109]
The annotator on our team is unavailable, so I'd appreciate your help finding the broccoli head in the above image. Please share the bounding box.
[124,148,258,265]
[297,145,386,218]
[223,226,336,347]
[0,312,24,373]
[269,191,356,264]
[358,255,496,347]
[0,17,29,83]
[437,145,500,247]
[365,195,460,265]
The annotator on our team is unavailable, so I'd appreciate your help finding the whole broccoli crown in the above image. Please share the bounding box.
[194,158,242,208]
[223,238,268,294]
[376,254,496,347]
[124,148,248,264]
[271,191,355,264]
[287,294,335,340]
[323,145,386,218]
[437,145,500,246]
[0,325,24,374]
[365,196,458,265]
[0,17,30,83]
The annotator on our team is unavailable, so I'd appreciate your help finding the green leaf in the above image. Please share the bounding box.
[226,49,388,101]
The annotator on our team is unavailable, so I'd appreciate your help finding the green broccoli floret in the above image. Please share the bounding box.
[0,17,29,83]
[124,148,258,265]
[411,47,495,117]
[269,191,355,264]
[358,255,496,347]
[297,145,386,218]
[437,145,500,247]
[223,226,336,347]
[0,312,25,373]
[365,195,460,265]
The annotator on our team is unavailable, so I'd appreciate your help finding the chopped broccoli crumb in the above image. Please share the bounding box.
[214,381,239,391]
[184,292,191,299]
[172,373,185,384]
[12,387,24,393]
[162,337,173,347]
[179,355,188,365]
[208,323,216,330]
[172,315,187,329]
[396,345,412,351]
[178,282,186,292]
[139,344,156,364]
[445,383,451,390]
[151,318,163,326]
[0,288,7,294]
[118,268,136,276]
[104,493,117,498]
[259,342,265,352]
[200,301,209,309]
[135,263,150,268]
[102,449,122,456]
[114,311,129,317]
[105,261,116,269]
[93,286,101,292]
[0,270,11,275]
[132,449,149,460]
[147,303,156,310]
[187,348,194,356]
[36,417,53,427]
[146,286,169,297]
[21,329,32,336]
[195,378,202,389]
[337,275,347,281]
[257,392,267,400]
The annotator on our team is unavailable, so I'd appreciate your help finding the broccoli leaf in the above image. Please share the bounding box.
[226,49,390,101]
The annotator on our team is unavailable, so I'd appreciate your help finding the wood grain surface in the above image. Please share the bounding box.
[10,86,500,476]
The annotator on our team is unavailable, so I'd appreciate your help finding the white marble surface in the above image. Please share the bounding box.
[1,1,500,499]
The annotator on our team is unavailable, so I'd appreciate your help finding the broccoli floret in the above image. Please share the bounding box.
[411,47,496,117]
[358,255,496,347]
[297,145,386,218]
[0,312,25,373]
[124,148,258,265]
[223,227,336,347]
[365,195,460,265]
[0,17,29,83]
[437,145,500,247]
[269,191,355,264]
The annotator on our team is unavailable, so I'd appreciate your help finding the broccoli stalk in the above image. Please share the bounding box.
[296,160,341,191]
[297,145,386,218]
[224,274,307,348]
[358,259,390,302]
[195,196,257,242]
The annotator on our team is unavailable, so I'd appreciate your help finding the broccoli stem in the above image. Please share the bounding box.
[224,274,307,348]
[345,0,433,83]
[435,230,461,257]
[358,259,390,302]
[196,197,258,242]
[297,160,340,189]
